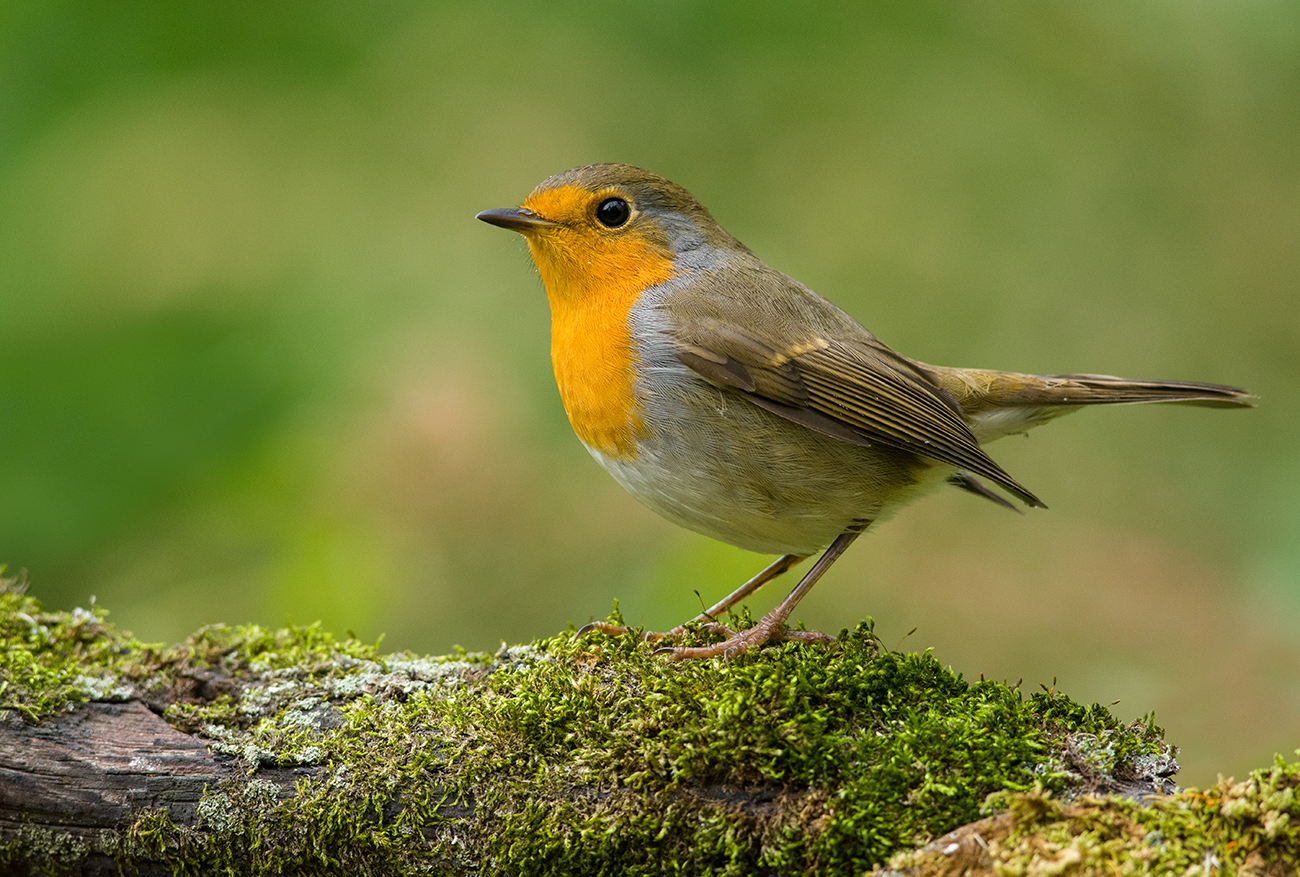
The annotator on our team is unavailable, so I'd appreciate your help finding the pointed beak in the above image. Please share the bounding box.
[476,208,557,232]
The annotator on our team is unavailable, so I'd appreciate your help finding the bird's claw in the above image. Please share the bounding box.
[575,620,630,639]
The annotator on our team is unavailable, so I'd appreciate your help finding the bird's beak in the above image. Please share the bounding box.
[476,208,557,232]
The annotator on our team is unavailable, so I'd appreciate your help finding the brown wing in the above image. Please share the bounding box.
[670,301,1045,508]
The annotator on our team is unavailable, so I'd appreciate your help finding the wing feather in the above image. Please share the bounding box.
[669,304,1044,507]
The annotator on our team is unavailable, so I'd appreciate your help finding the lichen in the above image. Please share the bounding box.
[2,579,1294,875]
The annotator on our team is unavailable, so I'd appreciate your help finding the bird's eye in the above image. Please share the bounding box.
[595,197,631,228]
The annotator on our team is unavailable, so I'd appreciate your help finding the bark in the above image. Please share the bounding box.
[0,702,311,875]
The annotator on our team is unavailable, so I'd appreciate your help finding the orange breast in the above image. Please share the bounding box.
[521,190,676,459]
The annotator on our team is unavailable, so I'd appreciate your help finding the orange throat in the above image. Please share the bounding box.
[525,226,676,460]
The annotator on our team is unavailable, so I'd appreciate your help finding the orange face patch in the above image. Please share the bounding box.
[519,185,676,459]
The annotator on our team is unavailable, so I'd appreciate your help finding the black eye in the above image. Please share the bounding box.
[595,197,631,228]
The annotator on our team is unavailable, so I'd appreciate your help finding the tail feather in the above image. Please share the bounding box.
[923,366,1253,444]
[1034,374,1255,409]
[929,367,1254,414]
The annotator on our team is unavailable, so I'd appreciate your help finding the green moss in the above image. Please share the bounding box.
[432,621,1074,873]
[1029,683,1173,779]
[0,824,93,877]
[884,753,1300,875]
[3,586,1287,876]
[0,571,141,720]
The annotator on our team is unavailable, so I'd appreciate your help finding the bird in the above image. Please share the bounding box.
[476,163,1253,661]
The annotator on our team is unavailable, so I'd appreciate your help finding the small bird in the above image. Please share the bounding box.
[477,164,1252,661]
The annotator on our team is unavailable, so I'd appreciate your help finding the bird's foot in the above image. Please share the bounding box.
[651,618,833,661]
[575,618,830,659]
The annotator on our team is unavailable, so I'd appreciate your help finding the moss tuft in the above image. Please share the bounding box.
[0,571,142,720]
[885,753,1300,875]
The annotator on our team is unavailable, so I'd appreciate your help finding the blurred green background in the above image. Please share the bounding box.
[2,1,1297,787]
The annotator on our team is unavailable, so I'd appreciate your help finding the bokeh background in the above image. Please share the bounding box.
[2,2,1297,787]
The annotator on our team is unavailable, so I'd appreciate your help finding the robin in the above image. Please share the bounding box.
[477,163,1252,661]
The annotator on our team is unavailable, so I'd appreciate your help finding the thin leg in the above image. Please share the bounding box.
[655,520,871,661]
[665,552,808,635]
[576,552,808,641]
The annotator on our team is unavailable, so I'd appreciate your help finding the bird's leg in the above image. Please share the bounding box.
[662,552,808,639]
[576,553,808,641]
[654,520,871,661]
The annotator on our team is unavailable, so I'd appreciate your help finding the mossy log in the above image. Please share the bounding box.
[1,580,1297,876]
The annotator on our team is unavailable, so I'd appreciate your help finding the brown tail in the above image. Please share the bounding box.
[920,367,1252,509]
[931,368,1254,414]
[1014,373,1253,409]
[923,366,1253,446]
